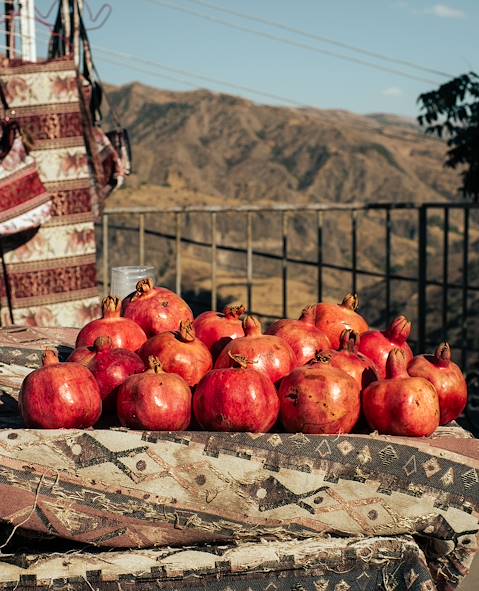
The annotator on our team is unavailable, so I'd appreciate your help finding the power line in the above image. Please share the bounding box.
[95,54,207,91]
[93,44,305,106]
[29,31,425,144]
[182,0,453,79]
[31,29,307,106]
[34,32,203,93]
[141,0,441,85]
[90,44,424,142]
[30,30,424,140]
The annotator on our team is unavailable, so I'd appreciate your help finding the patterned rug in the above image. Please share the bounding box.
[0,536,435,591]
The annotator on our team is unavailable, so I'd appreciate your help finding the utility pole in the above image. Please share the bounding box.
[19,0,37,61]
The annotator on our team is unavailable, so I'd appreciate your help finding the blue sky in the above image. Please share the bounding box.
[34,0,477,116]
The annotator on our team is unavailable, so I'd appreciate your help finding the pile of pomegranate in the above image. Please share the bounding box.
[19,282,468,437]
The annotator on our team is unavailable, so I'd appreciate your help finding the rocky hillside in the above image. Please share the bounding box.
[106,82,460,204]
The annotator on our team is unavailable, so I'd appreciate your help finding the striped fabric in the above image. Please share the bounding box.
[0,58,101,327]
[0,131,51,236]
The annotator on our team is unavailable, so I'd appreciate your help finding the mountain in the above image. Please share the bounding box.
[106,82,460,204]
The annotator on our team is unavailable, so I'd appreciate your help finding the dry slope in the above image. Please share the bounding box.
[106,82,460,204]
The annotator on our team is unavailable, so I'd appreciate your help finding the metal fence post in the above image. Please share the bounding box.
[102,214,109,297]
[442,207,449,341]
[385,208,391,324]
[176,213,182,296]
[417,206,427,353]
[139,214,145,265]
[282,212,288,318]
[211,212,217,311]
[351,209,357,295]
[317,211,323,302]
[246,212,253,312]
[462,207,470,369]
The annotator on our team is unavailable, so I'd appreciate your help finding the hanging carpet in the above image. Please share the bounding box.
[0,58,101,327]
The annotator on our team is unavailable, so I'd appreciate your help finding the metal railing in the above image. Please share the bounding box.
[98,201,479,372]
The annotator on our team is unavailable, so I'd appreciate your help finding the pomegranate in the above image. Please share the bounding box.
[214,315,296,384]
[314,293,368,349]
[19,350,102,428]
[362,348,440,437]
[66,344,93,365]
[138,321,212,388]
[117,357,192,430]
[69,336,145,410]
[358,316,413,379]
[408,342,468,425]
[278,356,360,434]
[75,296,147,352]
[194,354,279,432]
[122,278,193,336]
[266,305,330,366]
[193,304,246,359]
[320,329,379,390]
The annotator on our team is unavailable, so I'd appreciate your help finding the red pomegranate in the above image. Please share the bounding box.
[358,316,413,379]
[320,329,379,391]
[66,344,93,365]
[69,336,145,409]
[408,342,468,425]
[122,278,193,336]
[19,350,102,429]
[314,293,368,349]
[194,354,279,432]
[266,305,330,366]
[362,348,440,437]
[117,357,192,430]
[193,304,246,359]
[75,296,147,352]
[139,321,212,388]
[278,356,360,434]
[214,315,296,384]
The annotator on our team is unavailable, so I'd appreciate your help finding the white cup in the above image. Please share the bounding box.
[110,266,156,300]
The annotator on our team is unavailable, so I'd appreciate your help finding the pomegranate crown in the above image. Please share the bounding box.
[148,356,164,373]
[386,315,412,343]
[224,304,246,320]
[178,320,195,342]
[228,351,254,369]
[42,349,60,367]
[313,351,333,365]
[102,295,121,317]
[435,342,452,365]
[93,336,113,352]
[242,315,262,336]
[131,277,155,301]
[340,293,359,311]
[299,305,316,324]
[385,348,409,379]
[339,329,359,352]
